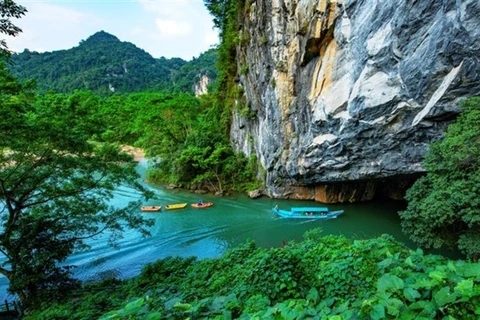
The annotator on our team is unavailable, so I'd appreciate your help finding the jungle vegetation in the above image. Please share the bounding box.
[24,231,480,319]
[1,0,479,316]
[400,97,480,261]
[8,31,218,96]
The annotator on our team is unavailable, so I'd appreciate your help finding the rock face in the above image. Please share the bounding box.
[194,74,211,96]
[231,0,480,203]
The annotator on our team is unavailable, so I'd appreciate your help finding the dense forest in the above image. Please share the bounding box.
[1,0,479,318]
[8,31,218,95]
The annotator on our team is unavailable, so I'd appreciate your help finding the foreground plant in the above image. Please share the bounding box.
[400,97,480,260]
[0,65,153,308]
[23,231,480,319]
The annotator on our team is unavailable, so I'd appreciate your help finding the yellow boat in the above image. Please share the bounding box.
[165,203,188,210]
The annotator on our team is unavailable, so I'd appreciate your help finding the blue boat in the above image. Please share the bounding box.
[272,206,344,219]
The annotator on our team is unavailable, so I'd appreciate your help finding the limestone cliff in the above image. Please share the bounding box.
[194,74,211,96]
[230,0,480,202]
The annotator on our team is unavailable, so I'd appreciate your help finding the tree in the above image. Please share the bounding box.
[0,63,153,308]
[0,0,27,59]
[400,97,480,260]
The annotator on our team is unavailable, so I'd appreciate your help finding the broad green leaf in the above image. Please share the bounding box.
[145,312,162,320]
[385,297,403,316]
[405,256,414,267]
[429,270,447,282]
[404,287,421,302]
[378,274,405,293]
[454,279,474,296]
[306,287,319,303]
[434,286,457,307]
[174,302,193,311]
[458,263,480,278]
[378,258,393,269]
[370,304,385,320]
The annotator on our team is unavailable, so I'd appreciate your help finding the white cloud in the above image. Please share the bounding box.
[137,0,189,18]
[5,0,219,60]
[204,28,219,47]
[155,19,192,37]
[6,1,101,53]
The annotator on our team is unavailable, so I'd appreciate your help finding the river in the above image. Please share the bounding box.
[0,159,412,302]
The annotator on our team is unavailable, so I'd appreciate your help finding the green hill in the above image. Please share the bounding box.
[8,31,217,95]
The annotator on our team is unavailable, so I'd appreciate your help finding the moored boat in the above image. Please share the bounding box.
[272,206,343,219]
[191,202,213,208]
[165,203,188,210]
[141,206,162,212]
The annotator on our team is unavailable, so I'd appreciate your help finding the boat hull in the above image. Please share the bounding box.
[141,206,162,212]
[191,202,213,208]
[165,203,188,210]
[272,207,343,219]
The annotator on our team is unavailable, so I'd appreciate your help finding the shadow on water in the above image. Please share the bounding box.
[0,160,463,301]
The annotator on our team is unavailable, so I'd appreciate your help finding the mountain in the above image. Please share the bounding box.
[8,31,217,95]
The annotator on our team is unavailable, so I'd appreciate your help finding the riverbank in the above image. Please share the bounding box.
[121,145,145,162]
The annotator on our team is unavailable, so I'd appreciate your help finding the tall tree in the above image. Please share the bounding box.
[400,97,480,260]
[0,64,153,308]
[0,0,27,59]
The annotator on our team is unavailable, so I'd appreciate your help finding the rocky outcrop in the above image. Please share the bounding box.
[231,0,480,203]
[194,74,210,96]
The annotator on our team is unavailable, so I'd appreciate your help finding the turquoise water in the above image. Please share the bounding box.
[0,160,413,301]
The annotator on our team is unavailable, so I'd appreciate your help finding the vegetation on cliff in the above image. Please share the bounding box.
[24,230,480,319]
[400,97,480,261]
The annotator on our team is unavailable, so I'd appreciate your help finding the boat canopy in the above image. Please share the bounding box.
[291,207,329,213]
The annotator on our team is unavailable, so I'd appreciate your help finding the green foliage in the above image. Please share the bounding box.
[8,31,218,95]
[239,64,249,75]
[0,63,153,308]
[171,48,219,93]
[359,248,480,319]
[93,89,261,193]
[204,0,244,125]
[24,231,480,320]
[0,0,27,60]
[259,34,268,46]
[400,97,480,260]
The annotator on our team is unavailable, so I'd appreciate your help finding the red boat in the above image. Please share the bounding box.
[191,202,213,209]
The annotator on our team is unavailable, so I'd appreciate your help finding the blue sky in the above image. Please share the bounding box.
[6,0,219,60]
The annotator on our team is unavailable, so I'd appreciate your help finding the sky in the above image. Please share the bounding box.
[5,0,219,60]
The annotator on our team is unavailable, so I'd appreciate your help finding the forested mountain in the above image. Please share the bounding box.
[7,31,217,95]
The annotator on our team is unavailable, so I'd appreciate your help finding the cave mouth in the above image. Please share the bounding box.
[313,175,422,204]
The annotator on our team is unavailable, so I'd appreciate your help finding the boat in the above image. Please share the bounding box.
[165,203,188,210]
[191,202,213,208]
[141,206,162,212]
[272,206,344,219]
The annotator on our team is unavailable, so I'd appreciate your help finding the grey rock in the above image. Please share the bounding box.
[248,189,264,199]
[230,0,480,202]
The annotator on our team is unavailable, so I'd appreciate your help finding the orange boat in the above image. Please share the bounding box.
[191,202,213,209]
[141,206,162,212]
